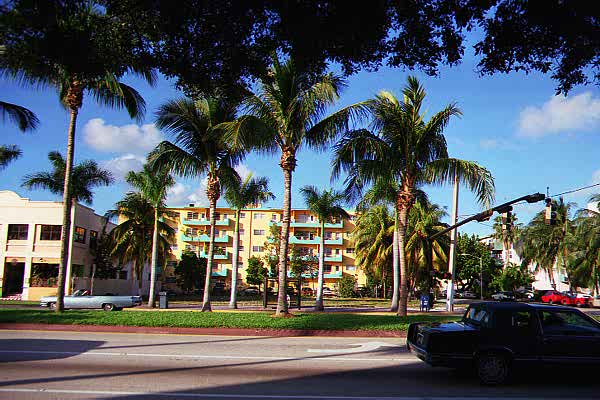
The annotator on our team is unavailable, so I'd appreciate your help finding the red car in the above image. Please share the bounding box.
[541,290,569,305]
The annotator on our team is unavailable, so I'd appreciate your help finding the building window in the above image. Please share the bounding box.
[346,248,354,254]
[89,230,98,249]
[118,270,128,280]
[7,224,28,240]
[186,212,199,220]
[271,214,278,221]
[167,211,179,219]
[40,225,61,241]
[253,213,265,220]
[335,266,340,272]
[239,245,244,252]
[239,229,245,235]
[335,248,340,255]
[73,227,86,244]
[345,265,356,272]
[324,265,332,273]
[239,212,246,219]
[214,212,221,220]
[185,228,198,236]
[253,229,265,235]
[252,246,264,253]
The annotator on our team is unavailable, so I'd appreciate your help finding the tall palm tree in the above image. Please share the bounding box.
[352,205,395,295]
[224,174,274,309]
[2,1,155,311]
[149,97,242,312]
[106,192,174,294]
[223,57,368,316]
[0,145,22,171]
[126,165,175,307]
[0,100,39,169]
[492,213,521,268]
[520,198,574,288]
[405,200,449,295]
[332,77,495,316]
[300,186,350,311]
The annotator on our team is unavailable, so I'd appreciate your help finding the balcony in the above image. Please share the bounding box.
[324,271,343,279]
[211,269,228,277]
[289,236,319,245]
[270,220,344,228]
[199,251,229,260]
[324,237,343,245]
[181,234,230,243]
[324,254,343,262]
[182,218,230,226]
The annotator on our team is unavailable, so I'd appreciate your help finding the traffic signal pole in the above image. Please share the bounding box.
[446,174,460,312]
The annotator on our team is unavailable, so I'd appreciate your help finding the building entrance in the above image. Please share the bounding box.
[3,262,25,296]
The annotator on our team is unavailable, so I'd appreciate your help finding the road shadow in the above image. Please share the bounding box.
[0,339,104,363]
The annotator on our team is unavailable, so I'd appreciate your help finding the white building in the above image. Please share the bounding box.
[0,191,121,301]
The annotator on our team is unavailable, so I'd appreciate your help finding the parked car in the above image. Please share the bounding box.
[458,291,477,299]
[491,291,515,301]
[322,287,335,297]
[240,286,260,295]
[561,292,593,307]
[40,289,142,311]
[301,287,314,296]
[541,290,569,304]
[165,290,178,298]
[407,302,600,385]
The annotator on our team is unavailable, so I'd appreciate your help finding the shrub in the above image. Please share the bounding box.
[338,274,357,298]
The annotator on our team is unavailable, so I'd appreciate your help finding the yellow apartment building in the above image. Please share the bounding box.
[162,203,364,292]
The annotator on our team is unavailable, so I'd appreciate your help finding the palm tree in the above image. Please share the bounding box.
[520,198,574,288]
[126,165,175,307]
[1,101,39,132]
[223,57,368,316]
[22,151,113,205]
[0,145,22,171]
[106,192,174,294]
[300,186,350,311]
[149,97,242,312]
[405,200,449,295]
[352,205,395,296]
[492,213,521,268]
[2,2,155,311]
[224,174,274,309]
[569,194,600,294]
[332,77,495,316]
[0,101,39,169]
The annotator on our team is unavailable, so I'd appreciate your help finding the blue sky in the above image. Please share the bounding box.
[2,34,599,238]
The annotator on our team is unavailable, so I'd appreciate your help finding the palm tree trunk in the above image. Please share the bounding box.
[397,206,410,317]
[275,167,292,316]
[202,197,218,312]
[56,108,78,312]
[314,221,325,311]
[148,208,159,307]
[390,213,400,312]
[229,209,241,309]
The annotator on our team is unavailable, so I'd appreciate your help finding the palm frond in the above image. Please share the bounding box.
[0,101,39,131]
[0,144,22,170]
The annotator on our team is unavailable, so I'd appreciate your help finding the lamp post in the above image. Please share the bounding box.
[460,253,484,300]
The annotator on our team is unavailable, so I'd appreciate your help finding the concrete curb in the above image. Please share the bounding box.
[0,323,407,338]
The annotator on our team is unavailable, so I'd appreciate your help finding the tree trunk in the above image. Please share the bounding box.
[397,205,411,316]
[202,197,218,312]
[314,221,325,311]
[229,209,241,309]
[390,213,400,312]
[148,208,159,307]
[275,168,292,316]
[56,108,78,312]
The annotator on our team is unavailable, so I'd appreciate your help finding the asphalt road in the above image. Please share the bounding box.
[1,330,599,400]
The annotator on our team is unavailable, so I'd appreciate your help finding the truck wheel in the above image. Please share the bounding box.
[477,353,510,385]
[102,303,115,312]
[49,302,57,311]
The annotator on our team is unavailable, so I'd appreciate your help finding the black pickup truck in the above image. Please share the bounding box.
[407,302,600,385]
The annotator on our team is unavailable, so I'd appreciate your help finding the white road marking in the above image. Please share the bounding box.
[307,341,401,354]
[0,388,588,400]
[0,349,412,362]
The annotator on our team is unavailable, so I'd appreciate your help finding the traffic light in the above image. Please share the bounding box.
[545,198,557,225]
[501,206,513,232]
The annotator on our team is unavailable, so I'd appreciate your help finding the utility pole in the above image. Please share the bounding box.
[446,173,459,312]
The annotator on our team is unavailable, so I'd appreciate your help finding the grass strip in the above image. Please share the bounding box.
[0,309,457,331]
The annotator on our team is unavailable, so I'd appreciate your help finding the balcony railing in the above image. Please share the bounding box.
[199,250,229,260]
[181,234,230,243]
[324,254,343,262]
[182,218,230,226]
[269,220,344,228]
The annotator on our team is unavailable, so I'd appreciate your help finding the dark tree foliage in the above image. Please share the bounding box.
[92,230,121,280]
[338,275,357,298]
[245,256,268,287]
[100,0,599,96]
[455,233,500,295]
[174,251,207,293]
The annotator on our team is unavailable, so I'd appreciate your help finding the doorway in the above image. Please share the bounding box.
[3,262,25,296]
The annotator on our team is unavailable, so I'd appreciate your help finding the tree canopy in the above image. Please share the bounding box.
[101,0,599,96]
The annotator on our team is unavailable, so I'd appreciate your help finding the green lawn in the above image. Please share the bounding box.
[0,309,457,331]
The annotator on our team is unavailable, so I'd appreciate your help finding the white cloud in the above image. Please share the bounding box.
[83,118,163,153]
[166,178,209,207]
[517,92,600,138]
[235,164,254,181]
[101,154,145,181]
[479,138,521,151]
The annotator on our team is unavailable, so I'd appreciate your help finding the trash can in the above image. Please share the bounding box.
[159,291,168,309]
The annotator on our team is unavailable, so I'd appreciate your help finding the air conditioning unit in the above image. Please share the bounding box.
[188,203,195,207]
